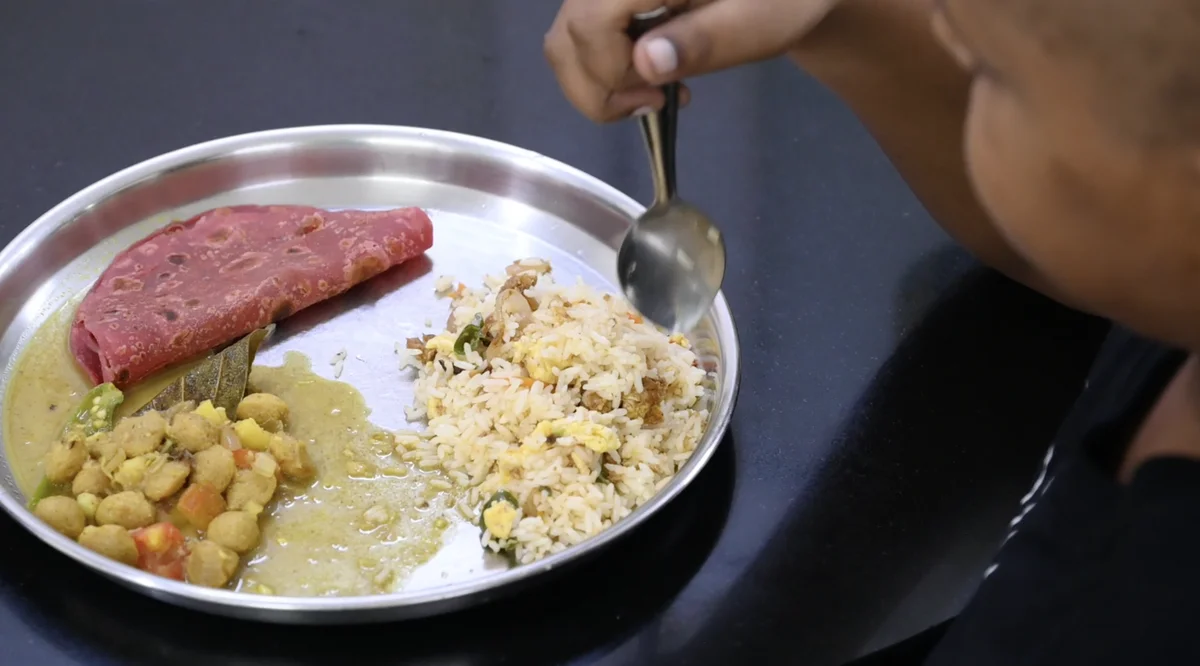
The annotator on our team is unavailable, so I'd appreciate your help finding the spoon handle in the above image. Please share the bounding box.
[629,9,678,205]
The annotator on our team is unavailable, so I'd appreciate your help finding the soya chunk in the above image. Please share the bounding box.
[185,540,239,588]
[192,446,236,493]
[85,432,119,461]
[206,511,260,554]
[44,432,88,483]
[110,412,168,457]
[34,496,86,538]
[268,433,316,480]
[235,393,289,433]
[72,460,112,497]
[225,470,277,510]
[143,461,191,501]
[78,525,138,566]
[95,491,155,529]
[167,412,218,453]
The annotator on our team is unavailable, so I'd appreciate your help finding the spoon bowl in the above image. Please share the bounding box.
[618,198,725,333]
[617,8,727,333]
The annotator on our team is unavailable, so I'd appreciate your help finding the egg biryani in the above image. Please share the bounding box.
[400,259,709,564]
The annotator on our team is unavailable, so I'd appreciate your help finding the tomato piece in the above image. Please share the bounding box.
[176,483,226,530]
[130,522,188,581]
[233,449,255,470]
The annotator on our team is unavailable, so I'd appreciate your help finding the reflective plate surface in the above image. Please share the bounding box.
[0,125,739,623]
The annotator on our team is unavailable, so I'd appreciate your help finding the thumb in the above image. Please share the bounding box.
[632,0,833,83]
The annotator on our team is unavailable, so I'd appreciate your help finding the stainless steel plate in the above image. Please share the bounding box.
[0,125,739,623]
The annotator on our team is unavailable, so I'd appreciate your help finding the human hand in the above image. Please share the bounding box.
[543,0,844,122]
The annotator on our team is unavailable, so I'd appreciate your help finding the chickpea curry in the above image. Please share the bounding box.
[33,384,312,588]
[7,305,461,595]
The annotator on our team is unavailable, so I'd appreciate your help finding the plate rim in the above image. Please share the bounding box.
[0,124,740,621]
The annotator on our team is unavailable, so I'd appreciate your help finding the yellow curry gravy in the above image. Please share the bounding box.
[4,302,461,596]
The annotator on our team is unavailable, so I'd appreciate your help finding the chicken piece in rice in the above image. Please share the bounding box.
[622,377,667,426]
[582,391,613,413]
[409,259,710,564]
[406,334,437,364]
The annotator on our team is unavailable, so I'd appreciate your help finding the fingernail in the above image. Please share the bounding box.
[631,106,654,117]
[643,37,678,76]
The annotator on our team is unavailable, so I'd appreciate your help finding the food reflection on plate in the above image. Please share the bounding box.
[4,204,711,596]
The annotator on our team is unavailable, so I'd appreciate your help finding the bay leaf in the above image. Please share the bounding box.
[134,325,274,416]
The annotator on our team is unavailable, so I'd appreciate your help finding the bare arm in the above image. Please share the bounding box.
[792,0,1065,302]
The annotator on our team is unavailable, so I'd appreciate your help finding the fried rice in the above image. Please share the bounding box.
[398,259,709,564]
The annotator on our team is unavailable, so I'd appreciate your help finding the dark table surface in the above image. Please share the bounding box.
[0,2,1110,664]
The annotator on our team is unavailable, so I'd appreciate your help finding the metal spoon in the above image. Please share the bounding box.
[616,8,727,334]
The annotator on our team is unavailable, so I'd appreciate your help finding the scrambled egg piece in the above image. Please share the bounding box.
[233,418,272,452]
[482,499,518,539]
[497,446,532,485]
[668,333,691,348]
[424,335,457,355]
[194,400,229,427]
[426,397,443,418]
[534,419,620,454]
[512,339,567,385]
